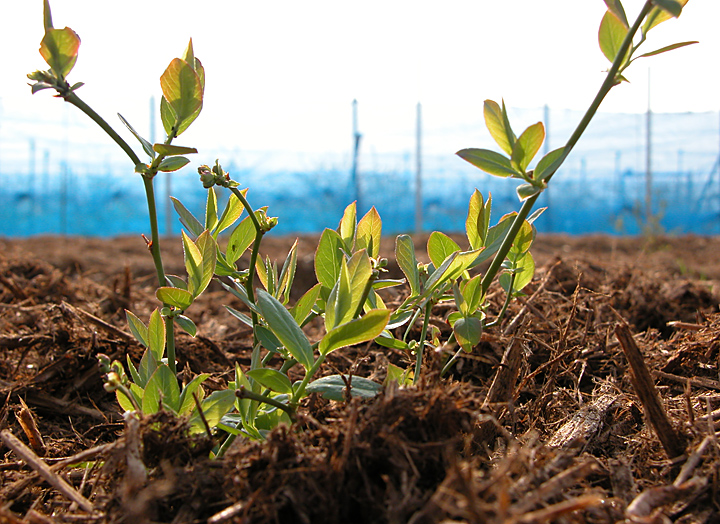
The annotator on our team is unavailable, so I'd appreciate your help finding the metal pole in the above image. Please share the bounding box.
[415,102,422,234]
[645,69,652,226]
[351,99,361,209]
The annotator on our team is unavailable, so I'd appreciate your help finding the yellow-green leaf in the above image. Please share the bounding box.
[511,122,545,172]
[483,100,515,156]
[599,10,630,63]
[39,27,81,78]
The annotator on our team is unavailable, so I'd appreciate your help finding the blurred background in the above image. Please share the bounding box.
[1,1,718,237]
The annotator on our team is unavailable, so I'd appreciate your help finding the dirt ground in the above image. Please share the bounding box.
[2,233,720,523]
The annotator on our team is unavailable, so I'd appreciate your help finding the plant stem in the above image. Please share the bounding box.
[290,351,325,409]
[480,0,654,297]
[235,387,296,419]
[142,176,166,287]
[164,316,176,375]
[229,187,264,342]
[64,92,141,166]
[413,300,433,385]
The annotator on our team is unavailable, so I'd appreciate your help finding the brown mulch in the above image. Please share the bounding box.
[1,233,720,523]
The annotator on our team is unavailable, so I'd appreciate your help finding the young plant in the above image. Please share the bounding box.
[376,0,696,377]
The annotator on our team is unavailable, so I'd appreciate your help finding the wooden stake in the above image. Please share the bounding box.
[614,323,687,459]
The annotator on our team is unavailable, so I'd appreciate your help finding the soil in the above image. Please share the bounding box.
[2,233,720,523]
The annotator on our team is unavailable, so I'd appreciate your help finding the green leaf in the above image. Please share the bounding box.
[511,122,545,172]
[142,364,180,414]
[255,325,283,353]
[465,190,490,250]
[216,189,247,236]
[356,207,382,259]
[427,231,461,270]
[43,0,53,31]
[395,234,420,296]
[346,249,373,312]
[147,308,166,361]
[385,363,413,387]
[226,215,256,265]
[456,148,521,178]
[126,355,142,386]
[170,197,204,238]
[500,251,535,294]
[256,290,314,369]
[290,283,321,325]
[305,375,382,401]
[651,0,682,18]
[460,274,484,313]
[470,214,515,267]
[118,114,155,159]
[178,373,209,415]
[603,0,629,27]
[452,316,483,353]
[315,228,345,289]
[375,332,410,350]
[125,310,148,347]
[517,183,542,201]
[599,10,629,63]
[160,58,203,136]
[337,201,357,252]
[153,143,198,156]
[193,231,217,298]
[277,240,299,304]
[319,309,390,356]
[188,389,236,435]
[165,274,188,290]
[483,100,516,156]
[175,315,197,337]
[643,0,688,33]
[156,287,194,310]
[636,41,698,59]
[325,258,353,332]
[158,156,190,173]
[182,230,203,295]
[160,96,176,136]
[225,305,253,328]
[206,187,219,233]
[534,147,566,182]
[138,348,158,388]
[39,27,81,78]
[246,369,293,395]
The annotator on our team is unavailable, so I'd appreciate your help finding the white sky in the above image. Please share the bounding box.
[2,1,718,157]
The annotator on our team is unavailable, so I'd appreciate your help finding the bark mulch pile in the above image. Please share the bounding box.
[1,234,720,523]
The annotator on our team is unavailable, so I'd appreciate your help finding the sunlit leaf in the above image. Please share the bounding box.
[178,373,210,415]
[205,187,218,233]
[125,310,148,348]
[604,0,629,26]
[315,228,345,289]
[534,147,566,182]
[170,197,204,238]
[465,190,491,250]
[156,287,194,310]
[147,308,166,362]
[427,231,460,270]
[643,0,688,33]
[290,283,321,325]
[118,114,155,159]
[337,201,357,252]
[226,215,256,265]
[456,148,521,178]
[516,183,542,201]
[511,122,545,172]
[483,100,516,155]
[153,143,198,156]
[319,309,390,356]
[395,234,420,295]
[160,58,203,136]
[636,40,698,59]
[142,364,180,414]
[39,27,80,78]
[599,10,630,63]
[356,207,382,259]
[216,189,247,236]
